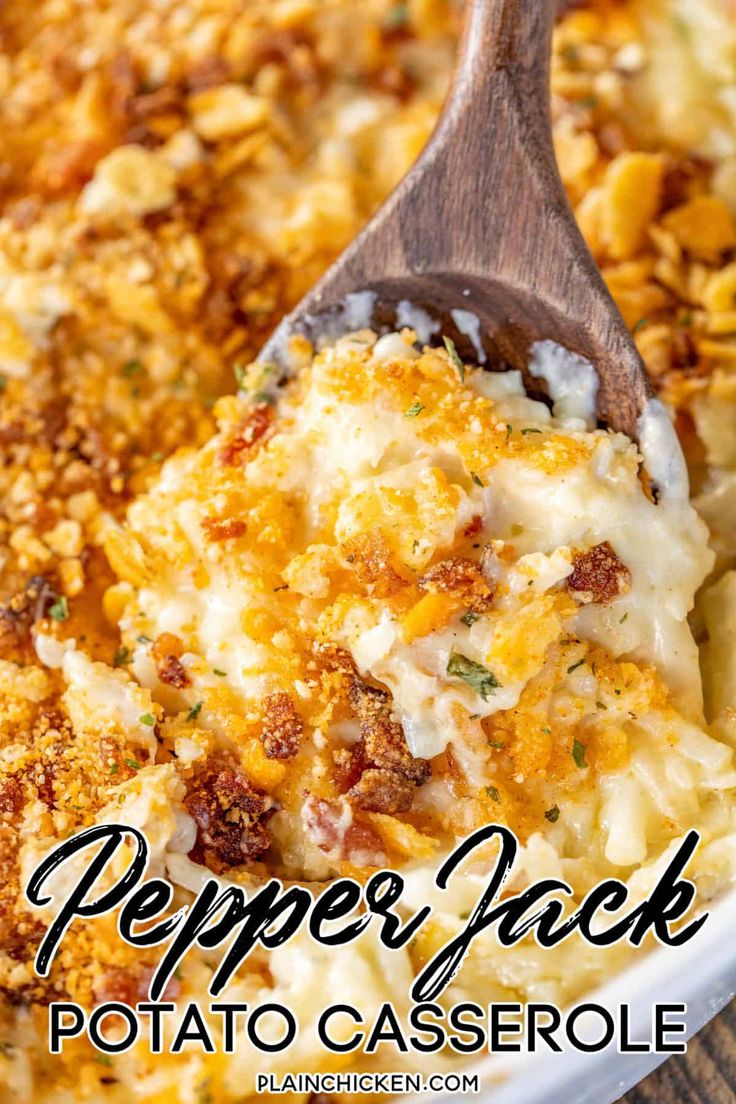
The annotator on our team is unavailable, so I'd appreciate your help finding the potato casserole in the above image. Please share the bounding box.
[2,0,736,1100]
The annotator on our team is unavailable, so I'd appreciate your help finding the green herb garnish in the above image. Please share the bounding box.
[572,739,587,769]
[213,668,227,677]
[521,427,542,435]
[544,804,560,823]
[447,651,500,700]
[567,658,585,674]
[138,713,155,727]
[187,701,203,721]
[122,360,143,378]
[126,756,143,769]
[470,471,485,487]
[48,595,69,622]
[405,401,425,418]
[113,645,132,667]
[460,610,480,627]
[632,317,649,334]
[443,335,465,381]
[485,785,501,803]
[385,1,409,28]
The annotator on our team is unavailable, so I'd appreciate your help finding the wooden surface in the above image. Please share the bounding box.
[263,0,651,440]
[619,1001,736,1104]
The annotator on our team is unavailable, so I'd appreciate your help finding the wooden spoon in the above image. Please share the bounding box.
[261,0,652,439]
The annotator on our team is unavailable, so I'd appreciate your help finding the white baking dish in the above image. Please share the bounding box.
[415,888,736,1103]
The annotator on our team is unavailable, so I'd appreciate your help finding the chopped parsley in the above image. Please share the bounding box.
[596,700,608,710]
[572,739,587,769]
[122,359,144,378]
[405,401,425,418]
[48,595,69,622]
[504,423,512,439]
[632,317,649,334]
[94,1054,113,1067]
[521,427,542,435]
[126,756,143,770]
[443,335,465,381]
[385,1,409,28]
[567,658,585,674]
[460,610,480,627]
[273,584,289,592]
[137,634,152,644]
[138,714,155,728]
[488,738,505,750]
[213,668,227,677]
[544,804,560,823]
[447,651,500,700]
[109,763,119,775]
[470,471,485,487]
[619,612,628,624]
[485,785,501,803]
[187,701,203,722]
[233,363,246,388]
[113,645,132,667]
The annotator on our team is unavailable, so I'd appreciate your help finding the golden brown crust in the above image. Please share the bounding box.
[419,555,494,612]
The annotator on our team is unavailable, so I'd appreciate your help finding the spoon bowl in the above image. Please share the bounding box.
[262,0,652,440]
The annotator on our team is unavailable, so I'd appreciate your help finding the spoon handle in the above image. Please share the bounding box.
[271,0,651,438]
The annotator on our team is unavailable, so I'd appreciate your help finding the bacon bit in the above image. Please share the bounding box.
[568,541,631,605]
[303,796,385,867]
[342,528,413,598]
[335,679,430,815]
[185,761,273,872]
[260,691,303,759]
[93,965,180,1007]
[157,653,190,689]
[201,516,247,542]
[419,555,494,612]
[463,515,484,538]
[219,404,274,467]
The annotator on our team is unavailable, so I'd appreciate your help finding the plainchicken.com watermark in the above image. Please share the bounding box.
[256,1072,480,1095]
